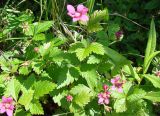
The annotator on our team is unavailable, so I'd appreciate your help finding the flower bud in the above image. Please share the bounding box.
[66,95,73,102]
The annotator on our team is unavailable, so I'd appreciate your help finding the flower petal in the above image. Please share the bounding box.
[67,5,75,14]
[104,98,109,104]
[80,15,89,22]
[6,109,13,116]
[77,4,84,12]
[117,87,123,93]
[98,98,104,104]
[111,86,116,90]
[73,17,80,22]
[0,106,6,113]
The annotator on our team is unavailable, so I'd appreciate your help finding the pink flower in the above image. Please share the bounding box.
[0,96,15,116]
[111,76,124,93]
[67,4,89,22]
[66,95,73,102]
[98,91,111,105]
[103,84,108,92]
[115,30,123,40]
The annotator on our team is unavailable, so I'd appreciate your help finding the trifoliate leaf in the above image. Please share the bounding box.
[34,80,56,99]
[75,42,104,61]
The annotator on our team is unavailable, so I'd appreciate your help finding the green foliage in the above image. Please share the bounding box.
[34,80,56,99]
[87,9,109,32]
[0,1,160,115]
[144,74,160,88]
[75,41,105,61]
[29,100,44,115]
[143,19,160,73]
[4,79,21,101]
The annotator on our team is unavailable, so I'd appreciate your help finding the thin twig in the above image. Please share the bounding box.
[110,13,149,30]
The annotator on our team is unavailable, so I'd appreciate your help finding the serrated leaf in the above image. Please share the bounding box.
[34,21,53,34]
[143,91,160,102]
[69,42,84,53]
[123,82,132,95]
[33,33,46,41]
[23,74,36,90]
[57,69,75,89]
[5,79,21,101]
[88,9,109,33]
[144,74,160,88]
[29,100,44,115]
[111,91,125,99]
[19,66,30,75]
[81,69,99,90]
[75,42,104,61]
[70,84,91,95]
[31,62,44,75]
[34,81,56,99]
[18,90,34,110]
[74,90,91,107]
[14,108,31,116]
[114,98,127,112]
[90,42,105,55]
[127,88,146,102]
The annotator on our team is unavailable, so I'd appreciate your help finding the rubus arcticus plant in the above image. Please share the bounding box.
[0,1,160,116]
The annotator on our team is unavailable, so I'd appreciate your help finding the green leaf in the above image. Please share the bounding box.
[18,90,34,110]
[70,84,92,107]
[75,42,104,61]
[144,74,160,88]
[14,108,31,116]
[87,55,100,64]
[34,80,56,99]
[144,0,160,9]
[74,90,91,107]
[143,91,160,102]
[32,33,46,41]
[124,65,141,83]
[57,69,75,89]
[123,81,132,95]
[143,51,160,74]
[19,66,30,75]
[70,84,91,95]
[88,9,109,33]
[34,21,53,34]
[127,88,146,102]
[87,0,95,13]
[5,79,21,101]
[104,47,130,66]
[114,98,127,112]
[31,61,44,75]
[143,19,156,73]
[29,100,44,115]
[81,69,99,90]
